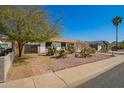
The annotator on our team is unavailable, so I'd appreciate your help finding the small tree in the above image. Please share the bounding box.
[0,6,60,57]
[66,43,75,54]
[47,44,57,56]
[112,16,122,51]
[58,48,67,58]
[100,41,109,53]
[80,48,96,58]
[100,45,109,53]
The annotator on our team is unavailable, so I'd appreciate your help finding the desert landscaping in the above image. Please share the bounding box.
[7,52,113,81]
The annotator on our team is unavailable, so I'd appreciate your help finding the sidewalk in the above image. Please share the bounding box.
[0,55,124,88]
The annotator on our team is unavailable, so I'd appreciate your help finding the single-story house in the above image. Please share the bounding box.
[0,35,89,54]
[89,41,109,51]
[24,38,77,54]
[75,40,90,52]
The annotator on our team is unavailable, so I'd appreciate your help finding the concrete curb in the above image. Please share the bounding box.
[55,55,124,87]
[69,62,123,87]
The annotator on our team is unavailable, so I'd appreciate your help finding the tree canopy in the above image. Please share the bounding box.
[112,16,122,27]
[0,6,61,57]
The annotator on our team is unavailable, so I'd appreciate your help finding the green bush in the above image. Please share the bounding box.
[58,48,68,58]
[90,48,96,54]
[47,45,57,56]
[100,45,109,53]
[66,43,75,54]
[120,41,124,49]
[111,45,117,51]
[80,48,96,58]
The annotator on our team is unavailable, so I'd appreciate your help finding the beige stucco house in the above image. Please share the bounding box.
[24,38,77,54]
[0,34,93,55]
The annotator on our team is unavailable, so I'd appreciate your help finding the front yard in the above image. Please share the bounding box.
[7,53,113,81]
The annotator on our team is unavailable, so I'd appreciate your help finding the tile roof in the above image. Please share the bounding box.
[49,38,77,43]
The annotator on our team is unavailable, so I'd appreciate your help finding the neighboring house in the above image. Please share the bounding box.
[89,41,110,51]
[90,42,102,51]
[75,40,90,52]
[24,38,77,54]
[0,35,12,49]
[111,41,121,47]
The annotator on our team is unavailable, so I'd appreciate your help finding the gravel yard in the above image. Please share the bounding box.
[7,53,113,81]
[48,53,113,71]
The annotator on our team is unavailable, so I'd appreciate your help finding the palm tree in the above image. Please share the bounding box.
[112,16,122,51]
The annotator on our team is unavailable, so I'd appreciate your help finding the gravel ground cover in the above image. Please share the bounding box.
[7,53,113,81]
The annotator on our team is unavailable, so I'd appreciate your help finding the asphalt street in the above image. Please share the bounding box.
[77,62,124,88]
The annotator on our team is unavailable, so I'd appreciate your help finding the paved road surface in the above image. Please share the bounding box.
[77,62,124,88]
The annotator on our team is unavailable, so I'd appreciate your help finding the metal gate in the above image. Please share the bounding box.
[24,45,39,54]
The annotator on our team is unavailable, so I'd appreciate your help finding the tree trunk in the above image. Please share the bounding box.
[18,41,23,57]
[116,26,118,51]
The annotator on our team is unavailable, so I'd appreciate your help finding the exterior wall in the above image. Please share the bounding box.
[75,45,81,52]
[39,42,46,54]
[97,45,102,51]
[0,52,14,82]
[39,42,62,54]
[66,43,70,47]
[28,42,75,54]
[0,57,4,82]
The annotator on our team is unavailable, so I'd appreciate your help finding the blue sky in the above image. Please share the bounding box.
[43,5,124,42]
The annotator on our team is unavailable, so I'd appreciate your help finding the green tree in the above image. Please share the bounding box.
[120,40,124,49]
[0,6,61,57]
[112,16,122,51]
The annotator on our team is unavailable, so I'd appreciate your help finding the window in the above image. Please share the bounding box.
[46,42,52,48]
[61,42,66,48]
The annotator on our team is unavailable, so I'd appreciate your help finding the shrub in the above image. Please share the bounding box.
[58,48,68,58]
[100,45,109,53]
[47,45,57,56]
[120,41,124,49]
[80,48,96,58]
[90,48,96,54]
[66,43,75,54]
[111,45,117,51]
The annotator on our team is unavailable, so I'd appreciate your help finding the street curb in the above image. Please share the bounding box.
[69,62,123,87]
[66,56,124,87]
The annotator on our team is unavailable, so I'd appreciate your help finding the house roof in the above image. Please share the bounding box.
[89,41,110,46]
[48,38,77,43]
[75,40,90,47]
